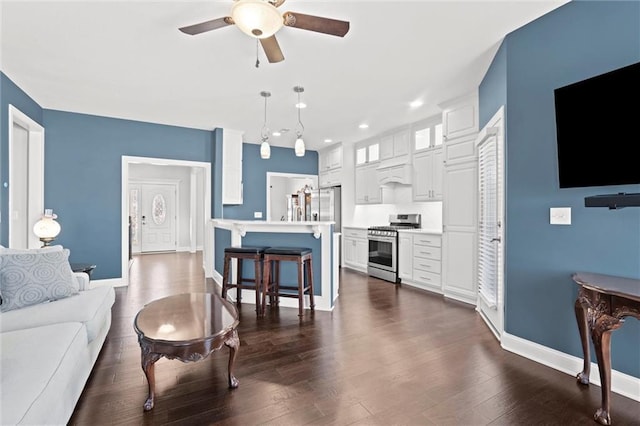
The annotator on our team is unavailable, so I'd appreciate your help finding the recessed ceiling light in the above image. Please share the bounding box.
[324,139,333,143]
[359,123,369,129]
[272,131,281,136]
[296,102,307,109]
[410,100,424,108]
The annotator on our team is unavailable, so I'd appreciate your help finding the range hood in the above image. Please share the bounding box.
[377,163,412,186]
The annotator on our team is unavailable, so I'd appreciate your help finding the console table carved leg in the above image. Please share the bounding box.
[574,298,591,385]
[591,314,623,426]
[225,330,240,389]
[140,346,163,411]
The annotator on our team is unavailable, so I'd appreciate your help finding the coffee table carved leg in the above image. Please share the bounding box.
[574,298,591,385]
[591,314,623,426]
[225,329,240,389]
[140,345,163,411]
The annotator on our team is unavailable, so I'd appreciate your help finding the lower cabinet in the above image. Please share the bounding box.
[343,227,368,272]
[398,232,442,293]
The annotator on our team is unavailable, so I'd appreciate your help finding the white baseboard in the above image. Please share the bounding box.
[90,278,125,288]
[502,332,640,402]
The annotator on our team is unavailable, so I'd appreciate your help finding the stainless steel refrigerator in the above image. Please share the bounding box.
[317,186,342,265]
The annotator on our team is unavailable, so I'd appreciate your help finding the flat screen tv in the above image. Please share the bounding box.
[554,61,640,189]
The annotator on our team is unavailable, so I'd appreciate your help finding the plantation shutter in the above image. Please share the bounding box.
[478,132,499,308]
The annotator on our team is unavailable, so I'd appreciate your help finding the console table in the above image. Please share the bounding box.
[572,272,640,425]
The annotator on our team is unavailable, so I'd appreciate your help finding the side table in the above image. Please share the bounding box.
[70,263,97,280]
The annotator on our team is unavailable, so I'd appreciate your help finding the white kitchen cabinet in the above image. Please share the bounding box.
[319,144,343,171]
[441,91,479,141]
[355,163,381,204]
[380,128,411,162]
[442,160,478,305]
[222,129,244,205]
[355,138,380,166]
[413,147,443,201]
[398,232,442,294]
[319,168,341,188]
[414,115,443,152]
[398,233,413,281]
[343,227,368,272]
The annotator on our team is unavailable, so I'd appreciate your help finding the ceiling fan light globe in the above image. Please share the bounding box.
[260,141,271,159]
[294,137,305,157]
[231,0,283,39]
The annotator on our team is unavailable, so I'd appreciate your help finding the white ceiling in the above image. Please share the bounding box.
[1,0,568,152]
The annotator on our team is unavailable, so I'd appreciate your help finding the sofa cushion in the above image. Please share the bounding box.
[0,322,89,425]
[0,285,115,343]
[0,248,79,312]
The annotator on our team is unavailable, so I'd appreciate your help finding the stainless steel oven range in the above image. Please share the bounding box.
[367,214,421,283]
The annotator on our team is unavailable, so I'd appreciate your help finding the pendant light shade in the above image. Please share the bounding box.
[259,90,271,159]
[260,140,271,159]
[294,136,305,157]
[293,85,306,157]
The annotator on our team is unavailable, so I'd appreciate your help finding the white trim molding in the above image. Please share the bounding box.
[502,332,640,402]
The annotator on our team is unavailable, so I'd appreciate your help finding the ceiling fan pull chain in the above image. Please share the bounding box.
[255,39,260,68]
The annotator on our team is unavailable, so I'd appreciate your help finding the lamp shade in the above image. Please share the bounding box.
[294,137,305,157]
[33,217,61,240]
[231,0,284,39]
[260,141,271,159]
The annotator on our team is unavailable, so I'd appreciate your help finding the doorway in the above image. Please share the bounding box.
[8,105,44,249]
[129,181,178,253]
[121,156,211,286]
[476,106,505,340]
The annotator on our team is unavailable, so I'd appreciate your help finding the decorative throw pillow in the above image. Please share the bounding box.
[0,248,79,312]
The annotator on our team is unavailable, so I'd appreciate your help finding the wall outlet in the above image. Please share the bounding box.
[550,207,571,225]
[254,211,263,219]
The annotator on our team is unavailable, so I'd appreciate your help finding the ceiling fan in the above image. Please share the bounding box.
[179,0,350,64]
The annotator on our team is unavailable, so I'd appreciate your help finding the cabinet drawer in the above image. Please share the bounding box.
[413,234,441,248]
[413,270,441,287]
[343,228,366,239]
[413,246,441,260]
[412,257,441,273]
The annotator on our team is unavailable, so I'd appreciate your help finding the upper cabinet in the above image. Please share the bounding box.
[413,116,443,152]
[355,138,380,166]
[319,144,343,171]
[380,127,411,163]
[222,129,244,205]
[318,144,343,188]
[441,92,479,141]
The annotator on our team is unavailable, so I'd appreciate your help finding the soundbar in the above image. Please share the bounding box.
[584,193,640,209]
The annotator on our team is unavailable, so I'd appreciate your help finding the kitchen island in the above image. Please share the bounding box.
[210,220,339,312]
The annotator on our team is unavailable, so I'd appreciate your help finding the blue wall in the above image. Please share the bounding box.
[223,143,318,220]
[0,73,44,245]
[41,110,215,279]
[479,1,640,377]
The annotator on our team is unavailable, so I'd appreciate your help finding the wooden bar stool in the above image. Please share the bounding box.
[261,247,315,317]
[222,246,269,314]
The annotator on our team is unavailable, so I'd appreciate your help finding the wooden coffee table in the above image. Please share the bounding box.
[133,292,240,411]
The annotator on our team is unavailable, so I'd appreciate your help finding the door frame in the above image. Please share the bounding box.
[121,156,211,286]
[8,105,44,249]
[129,179,180,254]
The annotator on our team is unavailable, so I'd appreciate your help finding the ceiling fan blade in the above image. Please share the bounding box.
[283,12,350,37]
[179,17,233,35]
[260,36,285,63]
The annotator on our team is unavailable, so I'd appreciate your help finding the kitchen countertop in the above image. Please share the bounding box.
[398,229,443,235]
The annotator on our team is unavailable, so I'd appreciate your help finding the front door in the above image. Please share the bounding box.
[130,183,177,253]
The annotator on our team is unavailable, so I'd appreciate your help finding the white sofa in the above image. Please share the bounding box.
[0,249,115,425]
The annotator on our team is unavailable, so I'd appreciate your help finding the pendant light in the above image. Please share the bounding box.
[293,85,305,157]
[259,91,271,159]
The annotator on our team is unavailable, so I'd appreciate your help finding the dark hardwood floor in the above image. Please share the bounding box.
[69,252,640,425]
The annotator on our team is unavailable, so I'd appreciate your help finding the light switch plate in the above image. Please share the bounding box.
[550,207,571,225]
[254,211,263,219]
